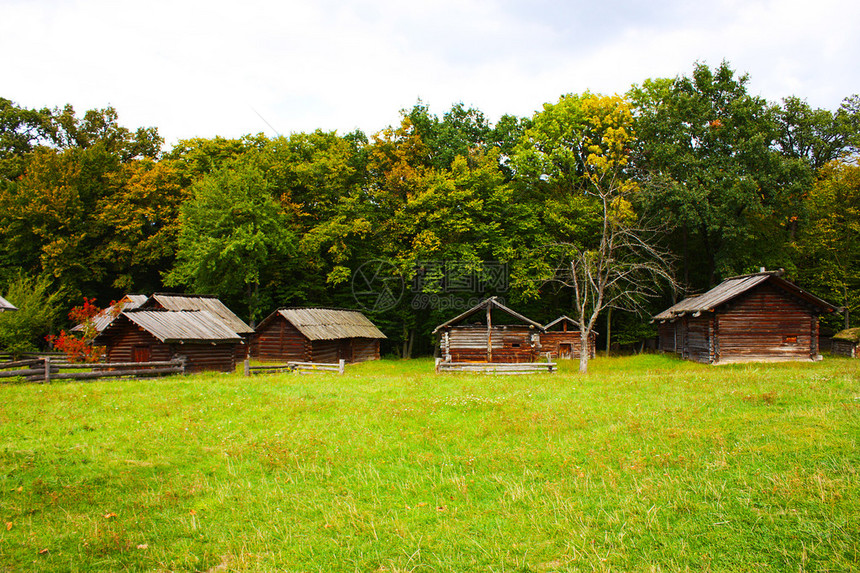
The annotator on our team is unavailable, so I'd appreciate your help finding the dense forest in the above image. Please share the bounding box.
[1,61,858,356]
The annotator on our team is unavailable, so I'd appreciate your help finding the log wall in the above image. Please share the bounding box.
[252,316,310,362]
[715,284,817,363]
[101,323,237,372]
[442,325,540,363]
[541,331,596,359]
[831,339,858,358]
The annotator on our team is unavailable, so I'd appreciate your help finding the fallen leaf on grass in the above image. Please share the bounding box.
[16,486,23,492]
[103,513,117,519]
[189,509,197,515]
[137,544,149,550]
[437,505,447,512]
[5,522,11,531]
[39,548,48,555]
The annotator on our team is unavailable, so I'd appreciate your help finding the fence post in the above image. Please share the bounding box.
[244,359,250,377]
[435,357,442,373]
[43,357,51,384]
[338,359,345,375]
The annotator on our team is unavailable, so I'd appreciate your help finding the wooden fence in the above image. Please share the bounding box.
[435,357,557,374]
[244,359,346,376]
[0,357,185,383]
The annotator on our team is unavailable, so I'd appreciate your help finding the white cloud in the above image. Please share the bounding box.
[2,0,857,147]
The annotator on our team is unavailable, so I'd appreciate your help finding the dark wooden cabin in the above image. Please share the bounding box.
[541,316,596,360]
[139,293,254,359]
[0,295,18,311]
[433,297,545,363]
[831,328,860,358]
[653,270,839,364]
[93,309,244,373]
[252,308,386,364]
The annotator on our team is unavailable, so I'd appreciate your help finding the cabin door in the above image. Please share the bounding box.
[132,345,151,363]
[559,343,572,360]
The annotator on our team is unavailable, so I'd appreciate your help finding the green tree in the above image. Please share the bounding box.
[0,274,65,356]
[629,62,781,288]
[796,160,860,329]
[513,93,674,373]
[165,159,296,324]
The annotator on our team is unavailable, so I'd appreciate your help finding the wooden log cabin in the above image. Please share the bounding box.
[93,309,244,373]
[653,270,839,364]
[541,316,596,360]
[251,308,386,363]
[433,297,545,363]
[831,328,860,358]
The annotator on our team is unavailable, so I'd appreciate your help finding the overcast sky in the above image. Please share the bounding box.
[3,0,859,147]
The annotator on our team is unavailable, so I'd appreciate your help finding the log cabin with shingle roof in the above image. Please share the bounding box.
[93,309,244,373]
[831,328,860,358]
[251,308,386,363]
[653,270,839,364]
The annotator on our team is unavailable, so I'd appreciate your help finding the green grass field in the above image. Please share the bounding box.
[1,354,858,572]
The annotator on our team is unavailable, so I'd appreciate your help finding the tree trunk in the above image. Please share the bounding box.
[579,328,590,373]
[605,307,612,357]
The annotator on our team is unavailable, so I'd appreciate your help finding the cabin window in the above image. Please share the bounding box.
[782,335,798,345]
[511,343,521,348]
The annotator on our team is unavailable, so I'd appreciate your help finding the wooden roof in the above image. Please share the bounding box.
[0,295,18,311]
[143,293,254,335]
[544,315,599,335]
[653,271,839,321]
[259,308,387,341]
[432,297,544,334]
[95,310,242,344]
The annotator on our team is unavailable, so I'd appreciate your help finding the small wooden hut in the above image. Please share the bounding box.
[252,308,386,363]
[541,316,596,360]
[93,309,243,373]
[433,297,545,363]
[831,328,860,358]
[0,295,18,311]
[653,270,839,364]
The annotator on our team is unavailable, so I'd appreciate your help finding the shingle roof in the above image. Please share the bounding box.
[544,315,599,335]
[144,293,254,335]
[263,308,387,341]
[653,271,838,321]
[433,296,544,334]
[0,295,18,311]
[96,310,242,344]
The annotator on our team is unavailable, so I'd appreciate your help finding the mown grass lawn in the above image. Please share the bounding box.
[0,354,858,572]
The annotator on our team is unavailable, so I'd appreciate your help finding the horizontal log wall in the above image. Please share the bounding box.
[445,326,540,363]
[716,284,817,363]
[102,323,237,373]
[105,327,172,364]
[831,339,858,358]
[541,332,595,359]
[170,343,236,373]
